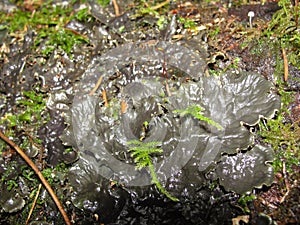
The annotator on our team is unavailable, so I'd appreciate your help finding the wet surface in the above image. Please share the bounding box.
[57,40,280,224]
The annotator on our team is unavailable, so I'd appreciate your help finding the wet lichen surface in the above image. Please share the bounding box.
[0,0,299,225]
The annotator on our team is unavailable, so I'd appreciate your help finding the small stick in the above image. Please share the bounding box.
[282,47,288,82]
[165,81,171,97]
[26,183,42,225]
[0,131,72,225]
[102,89,108,107]
[280,161,291,203]
[120,98,127,113]
[64,27,88,40]
[151,0,170,10]
[89,75,103,96]
[112,0,120,17]
[282,161,290,191]
[257,196,278,209]
[295,0,299,29]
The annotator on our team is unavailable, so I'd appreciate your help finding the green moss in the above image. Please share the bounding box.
[1,162,20,190]
[179,17,197,29]
[130,0,169,20]
[38,28,88,56]
[1,161,70,223]
[0,89,49,193]
[258,88,299,173]
[22,168,36,181]
[96,0,110,7]
[173,104,223,130]
[127,140,179,201]
[157,15,168,30]
[209,26,220,37]
[256,46,299,175]
[0,1,90,56]
[255,1,300,176]
[259,114,300,174]
[6,179,18,191]
[264,0,300,69]
[75,8,94,23]
[238,194,256,213]
[41,163,69,185]
[1,90,47,129]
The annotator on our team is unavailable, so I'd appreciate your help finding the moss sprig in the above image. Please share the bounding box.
[173,104,223,130]
[127,140,179,202]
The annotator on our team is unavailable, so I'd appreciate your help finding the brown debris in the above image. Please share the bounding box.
[228,2,281,21]
[254,168,300,225]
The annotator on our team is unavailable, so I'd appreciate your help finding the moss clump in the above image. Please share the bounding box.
[0,1,90,56]
[1,90,47,129]
[265,0,300,70]
[259,114,300,174]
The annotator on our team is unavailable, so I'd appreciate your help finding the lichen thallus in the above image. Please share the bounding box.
[88,49,222,202]
[127,104,223,202]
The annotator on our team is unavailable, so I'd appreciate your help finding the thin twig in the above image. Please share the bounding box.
[102,89,108,107]
[257,196,278,209]
[283,161,290,191]
[112,0,120,16]
[151,0,170,10]
[165,82,171,97]
[280,179,297,203]
[282,47,288,82]
[120,98,127,113]
[24,131,46,170]
[89,75,103,96]
[295,0,299,29]
[26,183,42,225]
[280,161,291,203]
[0,131,72,225]
[64,27,88,40]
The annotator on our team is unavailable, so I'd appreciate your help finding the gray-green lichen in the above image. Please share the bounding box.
[0,188,25,213]
[57,40,280,215]
[214,145,274,194]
